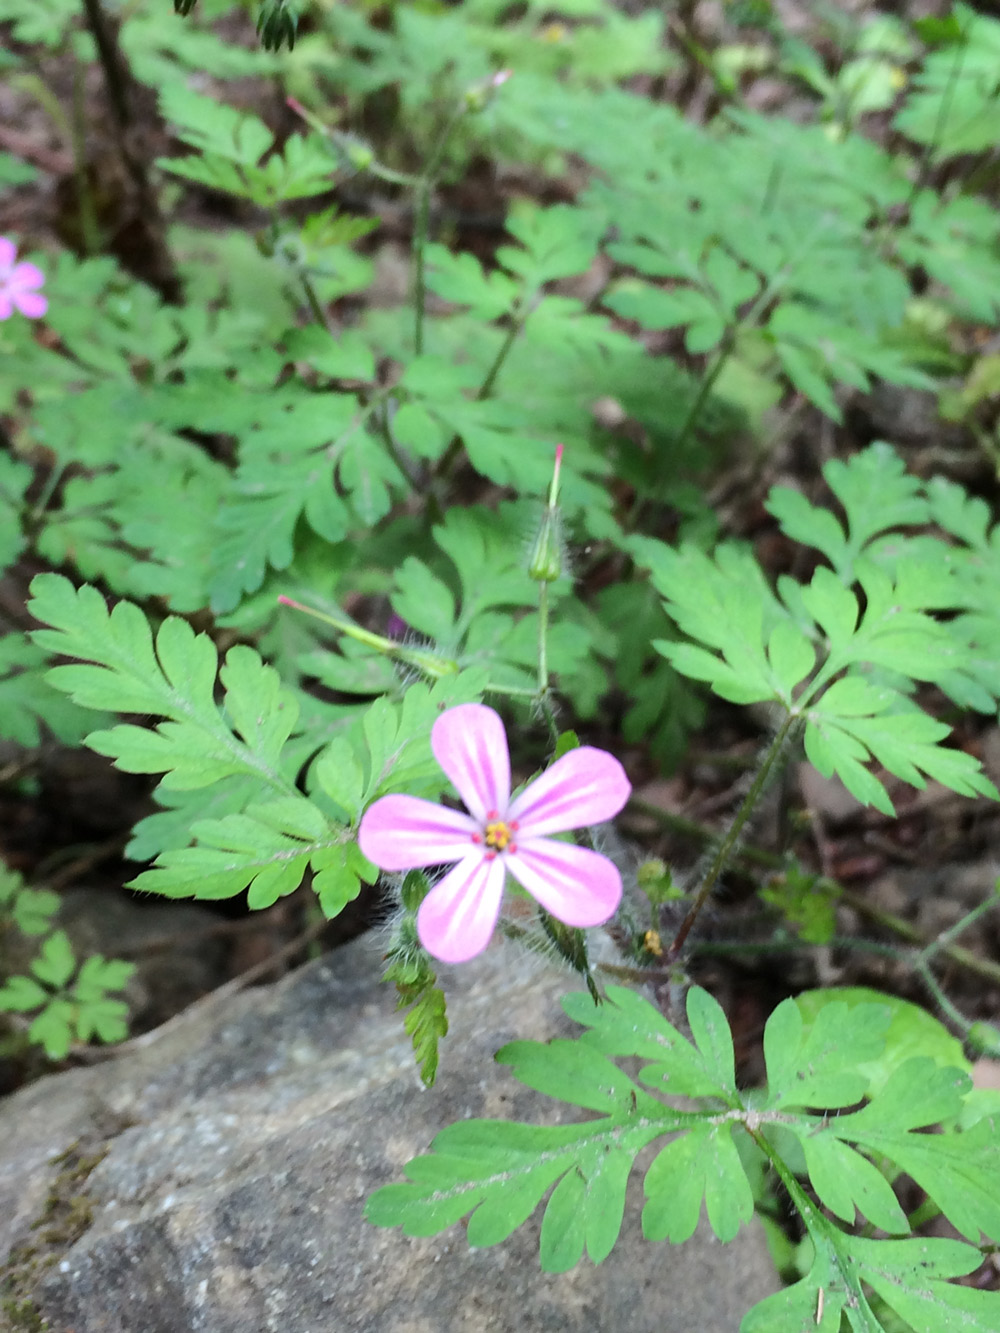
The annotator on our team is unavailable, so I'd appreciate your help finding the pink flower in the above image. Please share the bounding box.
[0,238,47,321]
[358,703,630,963]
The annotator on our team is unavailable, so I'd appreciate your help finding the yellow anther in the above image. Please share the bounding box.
[485,820,513,851]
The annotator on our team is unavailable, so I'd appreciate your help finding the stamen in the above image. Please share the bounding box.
[484,819,513,851]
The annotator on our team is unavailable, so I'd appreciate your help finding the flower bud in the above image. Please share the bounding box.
[464,69,513,113]
[528,444,564,583]
[345,140,375,171]
[528,509,563,583]
[637,858,668,888]
[396,645,460,678]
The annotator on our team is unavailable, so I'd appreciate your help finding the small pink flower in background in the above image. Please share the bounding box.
[0,238,48,321]
[359,703,630,963]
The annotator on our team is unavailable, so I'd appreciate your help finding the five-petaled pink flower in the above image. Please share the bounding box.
[0,237,48,321]
[358,703,630,963]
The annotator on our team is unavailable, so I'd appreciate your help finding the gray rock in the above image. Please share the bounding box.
[0,933,779,1332]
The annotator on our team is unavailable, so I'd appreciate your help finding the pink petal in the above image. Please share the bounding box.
[12,261,45,291]
[506,838,622,927]
[0,294,13,321]
[431,704,510,823]
[14,291,47,319]
[508,747,630,837]
[0,237,15,271]
[358,794,476,871]
[417,853,507,963]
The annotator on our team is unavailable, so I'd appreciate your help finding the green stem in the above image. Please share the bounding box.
[534,582,560,745]
[673,327,735,453]
[28,463,69,527]
[631,795,1000,987]
[300,273,329,330]
[537,582,550,697]
[377,401,421,488]
[628,799,780,860]
[665,713,799,963]
[413,106,465,356]
[907,19,969,207]
[627,319,736,531]
[839,886,1000,988]
[916,891,1000,966]
[912,955,971,1035]
[690,935,900,962]
[432,298,529,480]
[476,294,531,401]
[70,58,101,254]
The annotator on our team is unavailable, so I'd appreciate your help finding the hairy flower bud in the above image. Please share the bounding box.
[528,444,565,583]
[464,68,513,113]
[345,140,375,172]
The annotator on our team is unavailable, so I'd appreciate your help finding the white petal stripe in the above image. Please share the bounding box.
[506,838,622,926]
[358,795,476,871]
[431,703,511,824]
[417,854,507,963]
[508,748,630,837]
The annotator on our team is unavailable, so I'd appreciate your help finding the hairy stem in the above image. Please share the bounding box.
[665,713,799,963]
[631,797,1000,988]
[537,582,550,697]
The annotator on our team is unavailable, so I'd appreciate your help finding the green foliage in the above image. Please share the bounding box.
[157,84,337,205]
[301,503,597,699]
[383,874,449,1087]
[27,573,331,905]
[759,865,838,945]
[0,863,59,938]
[367,985,1000,1331]
[634,444,1000,815]
[794,987,970,1096]
[0,634,105,747]
[0,863,134,1060]
[27,574,488,911]
[0,0,274,77]
[0,0,77,47]
[6,5,1000,1324]
[29,574,304,792]
[895,6,1000,162]
[256,0,299,52]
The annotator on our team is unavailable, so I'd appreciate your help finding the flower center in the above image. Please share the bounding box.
[485,819,514,850]
[471,811,519,859]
